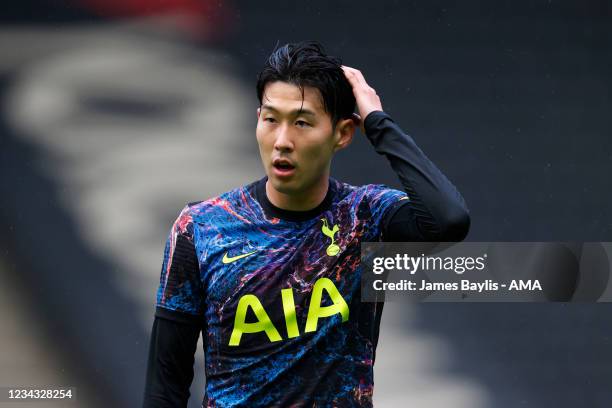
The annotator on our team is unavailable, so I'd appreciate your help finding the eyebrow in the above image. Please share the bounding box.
[260,104,317,117]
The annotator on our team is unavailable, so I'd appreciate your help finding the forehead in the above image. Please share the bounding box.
[261,81,326,115]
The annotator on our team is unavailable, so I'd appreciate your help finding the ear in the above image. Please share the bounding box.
[333,117,356,152]
[257,107,261,119]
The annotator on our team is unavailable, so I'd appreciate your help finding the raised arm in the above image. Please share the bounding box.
[342,65,470,241]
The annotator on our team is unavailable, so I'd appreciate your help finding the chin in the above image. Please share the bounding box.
[269,177,299,194]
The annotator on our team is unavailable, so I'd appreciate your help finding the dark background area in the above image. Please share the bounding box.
[1,1,611,407]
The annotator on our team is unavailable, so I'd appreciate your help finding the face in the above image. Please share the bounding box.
[256,81,354,197]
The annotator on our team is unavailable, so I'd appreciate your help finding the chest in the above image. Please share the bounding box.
[198,206,375,304]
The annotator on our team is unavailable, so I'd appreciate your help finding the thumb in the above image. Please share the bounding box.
[352,113,365,134]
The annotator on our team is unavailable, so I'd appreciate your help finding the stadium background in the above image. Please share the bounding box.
[1,1,611,407]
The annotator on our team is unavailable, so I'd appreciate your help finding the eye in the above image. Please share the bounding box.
[295,120,311,128]
[264,117,276,123]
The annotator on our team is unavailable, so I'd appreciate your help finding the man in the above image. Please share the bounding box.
[143,41,469,407]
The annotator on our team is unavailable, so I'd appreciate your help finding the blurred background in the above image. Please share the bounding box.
[1,0,611,407]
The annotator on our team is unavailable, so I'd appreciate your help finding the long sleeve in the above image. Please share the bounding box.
[142,316,201,408]
[144,203,205,407]
[363,111,470,241]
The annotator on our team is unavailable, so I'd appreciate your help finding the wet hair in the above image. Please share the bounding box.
[256,41,356,127]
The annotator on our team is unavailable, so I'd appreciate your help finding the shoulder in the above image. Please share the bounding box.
[362,183,407,202]
[332,178,407,204]
[333,179,409,229]
[176,180,260,224]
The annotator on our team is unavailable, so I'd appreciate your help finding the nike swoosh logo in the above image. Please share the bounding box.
[222,250,258,264]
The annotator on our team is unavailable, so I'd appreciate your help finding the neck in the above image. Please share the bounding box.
[265,177,329,212]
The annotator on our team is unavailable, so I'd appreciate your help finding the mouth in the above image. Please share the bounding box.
[272,158,296,178]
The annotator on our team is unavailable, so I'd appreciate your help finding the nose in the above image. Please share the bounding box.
[273,123,294,153]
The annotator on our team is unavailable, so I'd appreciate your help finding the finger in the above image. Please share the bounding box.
[352,113,365,133]
[341,66,363,87]
[346,67,367,85]
[341,66,358,87]
[342,65,369,88]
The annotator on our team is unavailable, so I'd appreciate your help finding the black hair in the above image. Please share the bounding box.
[256,41,356,127]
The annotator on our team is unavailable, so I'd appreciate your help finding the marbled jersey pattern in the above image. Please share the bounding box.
[156,179,406,407]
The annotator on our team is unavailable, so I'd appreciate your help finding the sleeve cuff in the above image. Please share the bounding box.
[363,110,390,136]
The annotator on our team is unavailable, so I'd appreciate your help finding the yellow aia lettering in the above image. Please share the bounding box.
[228,295,282,346]
[229,277,349,346]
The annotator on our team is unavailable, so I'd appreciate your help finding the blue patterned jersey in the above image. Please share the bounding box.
[156,177,407,407]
